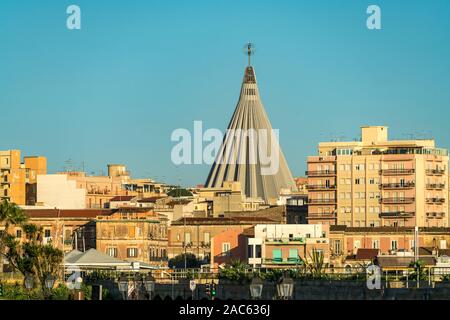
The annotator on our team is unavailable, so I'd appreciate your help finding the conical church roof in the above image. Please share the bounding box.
[205,49,295,203]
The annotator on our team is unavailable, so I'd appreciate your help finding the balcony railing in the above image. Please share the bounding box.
[426,198,446,204]
[308,199,336,204]
[307,185,336,190]
[380,182,415,190]
[426,169,445,175]
[305,170,336,177]
[426,212,445,218]
[426,183,446,190]
[307,213,336,219]
[263,258,303,265]
[380,211,415,218]
[379,169,415,175]
[380,197,415,204]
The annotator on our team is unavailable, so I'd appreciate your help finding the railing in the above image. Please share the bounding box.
[305,170,336,176]
[426,212,445,218]
[308,199,336,204]
[263,258,303,265]
[426,183,446,189]
[380,211,415,218]
[307,185,336,190]
[426,198,446,204]
[380,182,415,189]
[380,169,415,175]
[307,213,336,219]
[380,197,415,204]
[426,169,445,175]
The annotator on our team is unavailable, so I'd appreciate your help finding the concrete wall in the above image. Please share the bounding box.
[37,174,86,209]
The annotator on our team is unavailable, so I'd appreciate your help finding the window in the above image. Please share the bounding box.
[355,178,360,185]
[248,245,254,258]
[391,240,398,250]
[127,248,138,258]
[334,240,342,254]
[369,178,375,185]
[16,229,22,238]
[204,232,210,244]
[354,240,361,249]
[184,232,191,244]
[255,245,262,258]
[288,249,298,260]
[372,240,380,249]
[44,229,51,238]
[107,247,118,257]
[222,243,231,256]
[272,249,282,261]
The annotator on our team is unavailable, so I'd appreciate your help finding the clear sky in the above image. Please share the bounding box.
[1,0,450,186]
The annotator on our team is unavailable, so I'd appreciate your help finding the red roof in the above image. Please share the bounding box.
[109,196,135,202]
[355,248,379,260]
[25,209,113,219]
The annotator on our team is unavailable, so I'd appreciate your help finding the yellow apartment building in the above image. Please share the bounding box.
[0,150,46,205]
[306,126,449,228]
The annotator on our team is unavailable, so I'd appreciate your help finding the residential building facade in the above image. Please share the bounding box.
[307,126,449,227]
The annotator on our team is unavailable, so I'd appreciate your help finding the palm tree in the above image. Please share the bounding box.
[0,200,28,263]
[300,249,325,279]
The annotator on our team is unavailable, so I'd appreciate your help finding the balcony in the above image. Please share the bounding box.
[308,198,336,205]
[426,212,445,218]
[379,169,415,175]
[426,183,446,190]
[426,169,445,176]
[307,213,336,220]
[380,182,415,190]
[265,238,306,244]
[263,258,303,265]
[305,170,336,177]
[307,185,336,191]
[380,197,415,204]
[380,211,415,218]
[426,198,446,204]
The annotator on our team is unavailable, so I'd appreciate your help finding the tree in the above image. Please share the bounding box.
[4,223,63,297]
[168,253,200,269]
[300,248,325,279]
[0,200,28,256]
[167,188,193,197]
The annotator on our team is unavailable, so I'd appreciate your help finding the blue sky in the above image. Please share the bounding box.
[1,0,450,186]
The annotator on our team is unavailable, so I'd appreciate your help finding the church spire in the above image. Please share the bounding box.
[204,44,295,203]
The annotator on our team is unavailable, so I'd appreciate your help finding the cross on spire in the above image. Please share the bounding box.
[245,42,255,66]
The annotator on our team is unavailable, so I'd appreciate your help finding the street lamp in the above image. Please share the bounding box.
[24,273,35,291]
[143,273,156,300]
[44,274,56,290]
[249,276,263,300]
[118,274,129,300]
[277,273,294,300]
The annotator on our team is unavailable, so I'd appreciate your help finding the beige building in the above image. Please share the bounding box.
[0,150,46,205]
[59,164,168,209]
[36,174,86,209]
[193,181,266,217]
[95,209,168,266]
[307,126,449,227]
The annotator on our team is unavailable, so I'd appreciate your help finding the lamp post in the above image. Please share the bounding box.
[118,274,129,300]
[143,273,156,300]
[276,273,294,300]
[249,276,263,300]
[24,273,34,299]
[44,274,56,299]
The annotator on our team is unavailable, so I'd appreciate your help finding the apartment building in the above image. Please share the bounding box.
[56,164,168,209]
[306,126,449,227]
[329,225,450,267]
[167,216,276,264]
[96,209,168,266]
[247,224,330,268]
[0,150,46,205]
